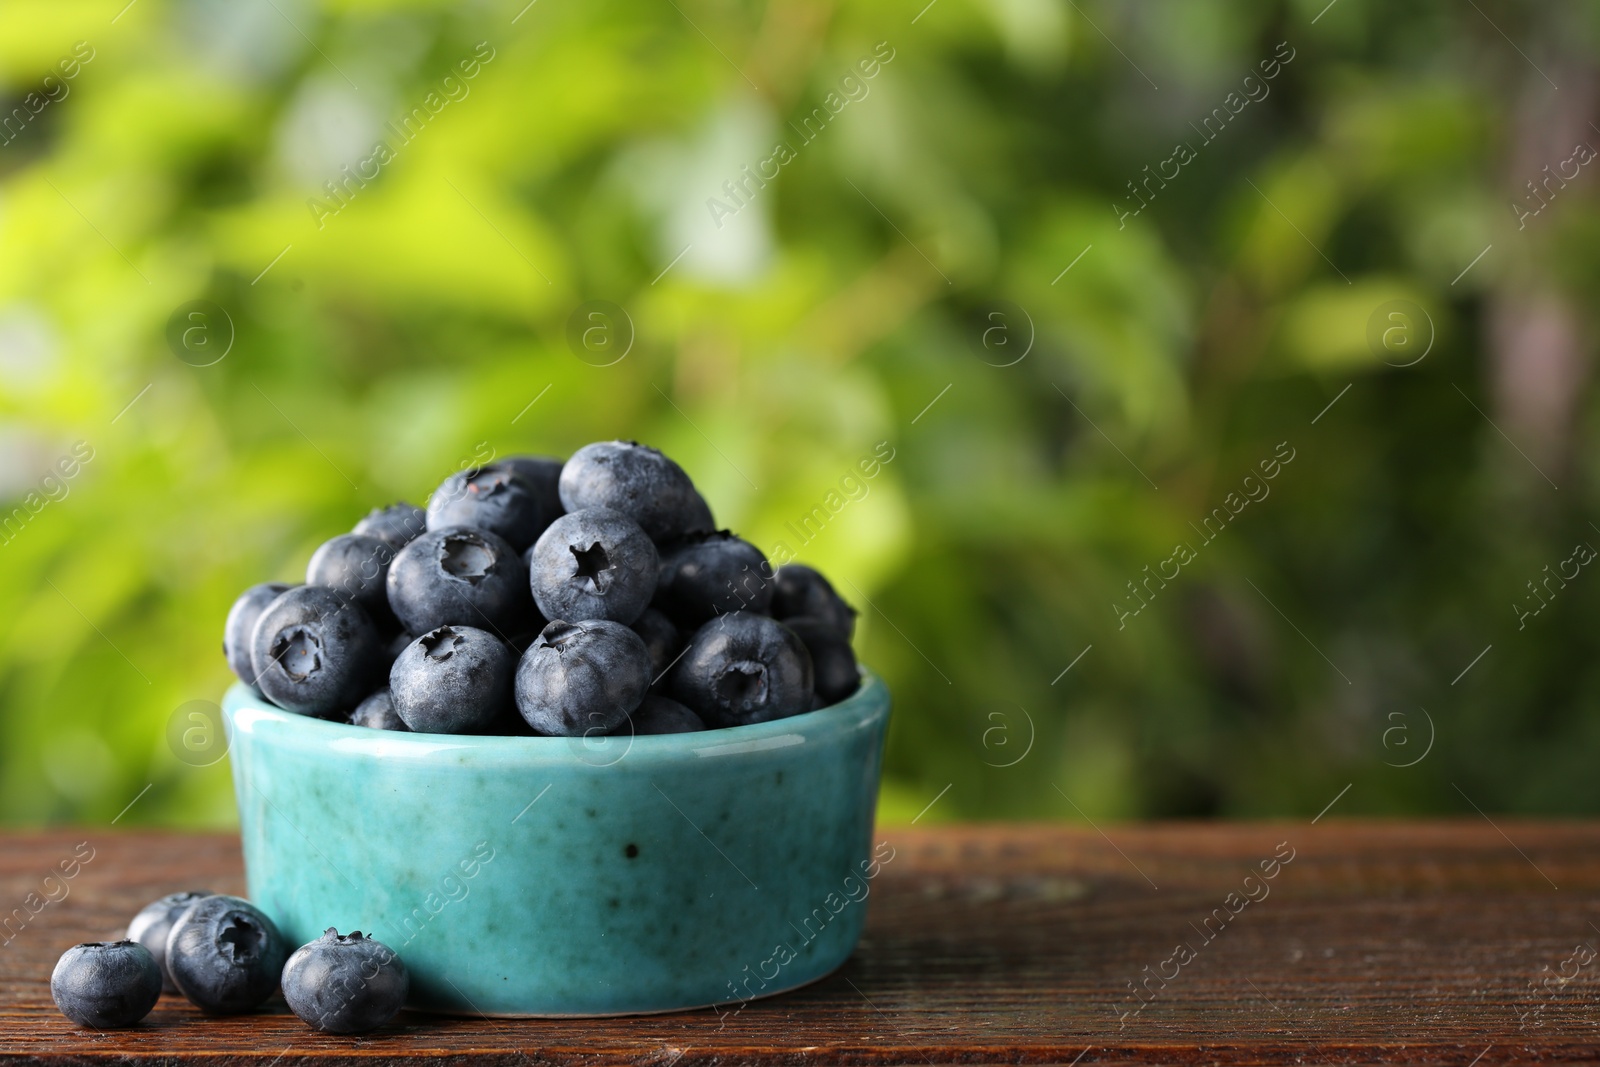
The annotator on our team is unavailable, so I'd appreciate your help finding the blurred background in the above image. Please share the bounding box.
[1,0,1596,828]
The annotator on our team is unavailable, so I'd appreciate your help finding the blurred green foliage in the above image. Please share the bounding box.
[2,0,1598,828]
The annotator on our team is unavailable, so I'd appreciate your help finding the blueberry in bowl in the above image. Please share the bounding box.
[558,440,714,542]
[528,508,658,625]
[629,607,683,686]
[223,582,295,688]
[771,563,857,639]
[348,687,409,731]
[513,618,652,736]
[653,531,774,626]
[249,586,386,717]
[778,616,861,706]
[391,625,516,734]
[498,454,564,523]
[619,693,706,734]
[306,533,397,628]
[386,525,531,636]
[426,464,554,552]
[669,611,815,727]
[353,501,427,549]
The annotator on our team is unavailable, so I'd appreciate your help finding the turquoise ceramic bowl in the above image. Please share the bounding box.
[221,674,890,1017]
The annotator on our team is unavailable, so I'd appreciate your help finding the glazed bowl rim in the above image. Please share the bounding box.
[221,671,888,768]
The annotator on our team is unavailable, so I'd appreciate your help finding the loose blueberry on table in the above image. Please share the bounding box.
[52,891,414,1035]
[164,894,289,1014]
[126,889,214,993]
[223,441,865,734]
[50,941,163,1028]
[281,928,409,1034]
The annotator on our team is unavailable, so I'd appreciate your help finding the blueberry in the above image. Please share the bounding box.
[224,583,294,685]
[126,891,214,993]
[529,508,658,625]
[629,607,682,685]
[500,455,565,524]
[50,941,162,1028]
[654,531,773,626]
[281,928,409,1034]
[353,502,427,550]
[250,586,385,717]
[307,534,396,627]
[620,694,706,734]
[771,564,857,639]
[386,525,532,636]
[427,464,553,552]
[348,688,409,731]
[558,441,714,542]
[780,616,860,705]
[165,895,288,1014]
[669,612,813,727]
[390,625,515,733]
[514,619,651,736]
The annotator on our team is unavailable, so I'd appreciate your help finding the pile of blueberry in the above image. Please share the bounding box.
[51,891,406,1032]
[224,441,861,736]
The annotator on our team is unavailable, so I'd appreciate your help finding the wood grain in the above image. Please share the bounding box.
[2,822,1598,1064]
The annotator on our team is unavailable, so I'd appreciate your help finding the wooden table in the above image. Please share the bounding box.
[2,822,1596,1064]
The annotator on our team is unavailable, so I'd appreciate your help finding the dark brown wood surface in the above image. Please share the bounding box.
[3,822,1599,1064]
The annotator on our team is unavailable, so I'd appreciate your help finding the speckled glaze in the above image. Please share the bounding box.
[222,674,890,1017]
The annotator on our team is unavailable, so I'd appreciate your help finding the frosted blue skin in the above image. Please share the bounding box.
[385,525,531,636]
[127,890,214,993]
[224,583,294,685]
[529,508,658,626]
[51,941,162,1028]
[165,894,288,1014]
[669,612,813,727]
[249,586,385,717]
[558,440,714,543]
[353,501,427,550]
[281,929,409,1033]
[654,532,774,626]
[391,626,515,734]
[223,671,890,1016]
[427,465,554,553]
[514,619,651,736]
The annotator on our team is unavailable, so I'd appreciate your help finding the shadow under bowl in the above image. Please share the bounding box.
[222,673,891,1016]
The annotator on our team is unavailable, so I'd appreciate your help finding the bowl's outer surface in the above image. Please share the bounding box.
[222,674,891,1016]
